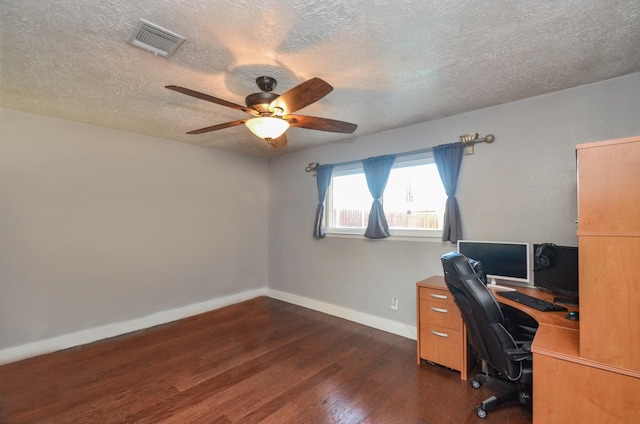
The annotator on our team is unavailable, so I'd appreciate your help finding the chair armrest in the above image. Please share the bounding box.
[505,346,532,362]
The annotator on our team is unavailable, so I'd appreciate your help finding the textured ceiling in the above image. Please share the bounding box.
[1,0,639,157]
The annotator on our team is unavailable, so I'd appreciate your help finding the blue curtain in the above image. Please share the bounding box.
[433,143,464,243]
[313,164,334,238]
[363,155,396,239]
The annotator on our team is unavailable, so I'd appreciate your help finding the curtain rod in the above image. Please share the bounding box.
[305,133,494,173]
[304,145,436,174]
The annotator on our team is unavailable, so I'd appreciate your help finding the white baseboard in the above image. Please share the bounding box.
[0,288,269,366]
[266,289,417,341]
[0,288,417,366]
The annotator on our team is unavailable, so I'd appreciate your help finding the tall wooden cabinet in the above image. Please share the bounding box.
[576,136,640,372]
[534,136,640,423]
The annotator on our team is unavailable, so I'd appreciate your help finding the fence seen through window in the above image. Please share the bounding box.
[327,159,446,236]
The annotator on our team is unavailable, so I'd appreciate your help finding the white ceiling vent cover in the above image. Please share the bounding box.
[129,19,185,57]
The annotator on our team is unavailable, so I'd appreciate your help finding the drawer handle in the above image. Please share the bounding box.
[430,293,448,300]
[430,306,448,313]
[431,330,449,338]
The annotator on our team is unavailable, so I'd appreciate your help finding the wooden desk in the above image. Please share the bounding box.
[417,276,640,423]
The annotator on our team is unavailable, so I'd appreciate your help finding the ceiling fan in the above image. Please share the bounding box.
[166,76,358,148]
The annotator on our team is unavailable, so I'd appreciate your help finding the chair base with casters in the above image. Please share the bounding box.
[466,336,533,419]
[470,366,532,419]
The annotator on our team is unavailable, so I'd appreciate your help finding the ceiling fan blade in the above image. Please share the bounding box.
[166,85,252,114]
[270,78,333,114]
[268,133,288,149]
[186,119,247,135]
[287,115,357,134]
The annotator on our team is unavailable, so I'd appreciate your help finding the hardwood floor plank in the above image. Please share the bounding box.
[0,297,532,423]
[232,363,343,424]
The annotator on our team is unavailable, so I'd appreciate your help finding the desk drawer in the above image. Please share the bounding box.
[419,324,462,371]
[420,301,462,331]
[419,287,455,305]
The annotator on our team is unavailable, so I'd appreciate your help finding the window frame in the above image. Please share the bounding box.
[325,151,446,240]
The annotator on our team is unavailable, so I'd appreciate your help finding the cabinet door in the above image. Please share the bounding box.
[534,353,640,424]
[579,236,640,371]
[577,140,640,233]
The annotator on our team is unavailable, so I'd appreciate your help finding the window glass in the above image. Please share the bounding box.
[330,172,370,230]
[326,155,447,238]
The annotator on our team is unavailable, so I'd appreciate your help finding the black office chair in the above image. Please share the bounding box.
[441,251,533,419]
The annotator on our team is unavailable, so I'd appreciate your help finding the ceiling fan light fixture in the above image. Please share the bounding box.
[245,117,290,140]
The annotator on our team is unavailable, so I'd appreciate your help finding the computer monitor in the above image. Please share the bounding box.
[457,240,530,285]
[533,244,579,299]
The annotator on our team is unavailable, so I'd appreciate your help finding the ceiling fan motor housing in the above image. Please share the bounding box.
[245,92,279,114]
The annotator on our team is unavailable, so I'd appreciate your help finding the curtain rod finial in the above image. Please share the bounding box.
[305,162,319,175]
[459,133,495,155]
[460,133,478,155]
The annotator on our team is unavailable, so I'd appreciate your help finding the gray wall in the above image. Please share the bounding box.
[2,72,639,356]
[0,109,269,350]
[267,72,640,332]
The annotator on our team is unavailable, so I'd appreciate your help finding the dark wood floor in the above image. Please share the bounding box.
[0,297,532,423]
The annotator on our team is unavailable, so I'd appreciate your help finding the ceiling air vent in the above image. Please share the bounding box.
[128,19,185,57]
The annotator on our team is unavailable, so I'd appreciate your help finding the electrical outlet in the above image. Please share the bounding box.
[391,297,399,310]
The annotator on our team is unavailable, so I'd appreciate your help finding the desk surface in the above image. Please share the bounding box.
[484,284,581,361]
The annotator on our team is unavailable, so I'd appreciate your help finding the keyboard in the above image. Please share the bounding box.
[496,291,568,312]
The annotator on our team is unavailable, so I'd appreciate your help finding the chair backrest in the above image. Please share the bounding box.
[441,251,523,380]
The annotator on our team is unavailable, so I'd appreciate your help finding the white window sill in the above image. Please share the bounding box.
[324,231,448,243]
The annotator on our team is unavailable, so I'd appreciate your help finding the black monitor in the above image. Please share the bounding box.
[533,244,579,300]
[457,240,530,285]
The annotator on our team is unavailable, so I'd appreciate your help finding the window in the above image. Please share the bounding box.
[326,153,447,238]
